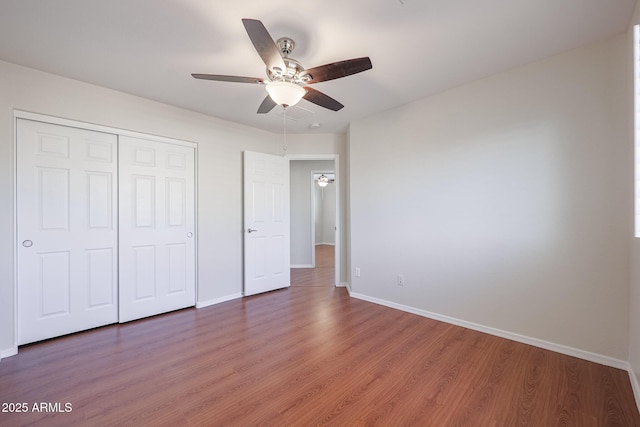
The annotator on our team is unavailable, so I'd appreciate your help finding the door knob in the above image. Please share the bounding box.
[22,240,33,248]
[187,232,193,238]
[247,228,258,233]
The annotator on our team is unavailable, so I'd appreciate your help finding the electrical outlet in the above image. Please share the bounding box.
[355,267,361,277]
[397,274,405,286]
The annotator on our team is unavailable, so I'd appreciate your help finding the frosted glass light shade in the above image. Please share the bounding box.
[266,81,305,107]
[318,174,329,187]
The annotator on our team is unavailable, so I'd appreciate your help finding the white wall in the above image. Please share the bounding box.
[0,60,348,357]
[317,182,336,245]
[628,2,640,405]
[349,34,631,361]
[314,184,323,244]
[290,160,334,266]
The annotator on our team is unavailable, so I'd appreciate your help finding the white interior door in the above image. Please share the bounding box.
[244,151,290,296]
[17,119,118,345]
[118,136,196,322]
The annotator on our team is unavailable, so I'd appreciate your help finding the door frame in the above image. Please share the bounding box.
[288,154,341,287]
[12,109,199,356]
[310,169,335,268]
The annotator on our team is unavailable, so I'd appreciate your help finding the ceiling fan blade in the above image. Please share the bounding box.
[303,87,344,111]
[241,18,286,73]
[191,74,264,84]
[257,95,277,114]
[302,57,372,84]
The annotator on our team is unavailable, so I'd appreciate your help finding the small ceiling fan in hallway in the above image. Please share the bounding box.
[191,18,373,113]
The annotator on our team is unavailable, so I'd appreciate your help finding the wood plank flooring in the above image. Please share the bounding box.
[291,245,335,287]
[1,285,639,425]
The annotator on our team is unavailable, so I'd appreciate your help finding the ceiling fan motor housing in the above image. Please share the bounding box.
[268,38,311,83]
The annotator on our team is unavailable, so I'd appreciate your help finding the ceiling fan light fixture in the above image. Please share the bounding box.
[266,81,306,107]
[317,174,330,187]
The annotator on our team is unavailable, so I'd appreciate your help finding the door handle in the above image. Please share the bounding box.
[247,228,258,233]
[22,240,33,248]
[187,232,193,238]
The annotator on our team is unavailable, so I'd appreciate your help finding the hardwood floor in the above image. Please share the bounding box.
[291,244,335,287]
[1,285,639,426]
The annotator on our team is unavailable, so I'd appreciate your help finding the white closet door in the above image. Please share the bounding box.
[17,119,118,345]
[118,136,196,322]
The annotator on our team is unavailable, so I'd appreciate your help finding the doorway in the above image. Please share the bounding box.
[289,158,339,287]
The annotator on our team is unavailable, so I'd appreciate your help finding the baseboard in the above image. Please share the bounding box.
[291,264,314,268]
[348,291,628,370]
[316,243,335,246]
[196,293,243,309]
[336,282,348,288]
[0,346,18,361]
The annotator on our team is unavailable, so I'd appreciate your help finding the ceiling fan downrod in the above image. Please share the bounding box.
[276,37,295,56]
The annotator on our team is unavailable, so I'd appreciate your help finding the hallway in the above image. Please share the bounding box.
[290,245,334,287]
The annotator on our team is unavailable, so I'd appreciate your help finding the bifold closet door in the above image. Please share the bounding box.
[118,136,196,322]
[17,119,118,345]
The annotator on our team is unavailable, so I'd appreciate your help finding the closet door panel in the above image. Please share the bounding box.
[119,136,196,322]
[17,119,118,345]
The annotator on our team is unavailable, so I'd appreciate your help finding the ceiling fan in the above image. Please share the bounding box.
[192,19,373,114]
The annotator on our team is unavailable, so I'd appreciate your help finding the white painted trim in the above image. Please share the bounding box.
[336,282,349,288]
[291,264,314,268]
[349,291,628,370]
[196,293,243,309]
[287,154,338,161]
[193,140,199,308]
[14,110,198,148]
[317,243,336,246]
[310,171,317,268]
[12,114,18,359]
[0,346,18,360]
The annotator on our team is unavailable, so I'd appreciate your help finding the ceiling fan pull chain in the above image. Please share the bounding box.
[282,106,288,156]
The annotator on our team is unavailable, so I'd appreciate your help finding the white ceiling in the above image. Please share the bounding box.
[0,0,635,134]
